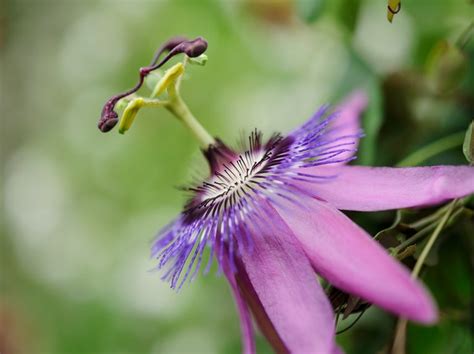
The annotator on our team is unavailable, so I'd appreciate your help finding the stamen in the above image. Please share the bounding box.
[151,105,362,288]
[98,37,208,133]
[149,36,188,67]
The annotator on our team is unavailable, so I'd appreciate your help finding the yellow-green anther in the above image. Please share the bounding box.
[119,98,144,134]
[387,0,401,23]
[118,98,167,134]
[151,62,185,98]
[110,45,215,149]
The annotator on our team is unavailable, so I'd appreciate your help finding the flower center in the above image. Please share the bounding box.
[183,133,288,223]
[201,149,267,202]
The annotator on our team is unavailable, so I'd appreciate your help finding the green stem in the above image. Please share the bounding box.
[391,319,408,354]
[166,93,215,149]
[396,132,465,167]
[393,205,462,254]
[153,61,215,149]
[407,203,452,229]
[393,225,435,254]
[411,200,456,278]
[391,199,456,354]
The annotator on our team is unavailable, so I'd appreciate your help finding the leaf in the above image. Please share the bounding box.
[296,0,326,23]
[359,79,383,165]
[462,121,474,164]
[426,40,468,94]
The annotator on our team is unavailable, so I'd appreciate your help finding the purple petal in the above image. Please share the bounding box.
[239,201,336,353]
[234,262,288,353]
[221,248,256,354]
[327,90,368,164]
[332,344,345,354]
[298,165,474,211]
[276,200,438,324]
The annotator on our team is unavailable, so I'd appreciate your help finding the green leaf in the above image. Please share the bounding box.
[359,80,383,165]
[397,131,465,167]
[426,40,468,94]
[296,0,326,23]
[462,121,474,164]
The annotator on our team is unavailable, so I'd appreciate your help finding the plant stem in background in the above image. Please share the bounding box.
[391,200,457,354]
[411,200,456,278]
[396,132,465,167]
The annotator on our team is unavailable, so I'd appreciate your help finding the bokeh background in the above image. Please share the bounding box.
[1,0,473,353]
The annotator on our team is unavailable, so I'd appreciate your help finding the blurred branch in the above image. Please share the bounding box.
[456,22,474,50]
[396,132,465,167]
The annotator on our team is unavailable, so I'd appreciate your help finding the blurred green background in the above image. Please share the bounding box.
[1,0,473,353]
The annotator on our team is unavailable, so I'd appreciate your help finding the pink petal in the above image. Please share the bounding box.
[332,344,345,354]
[221,249,256,354]
[276,200,438,324]
[239,201,336,353]
[328,90,368,164]
[298,165,474,211]
[234,262,288,353]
